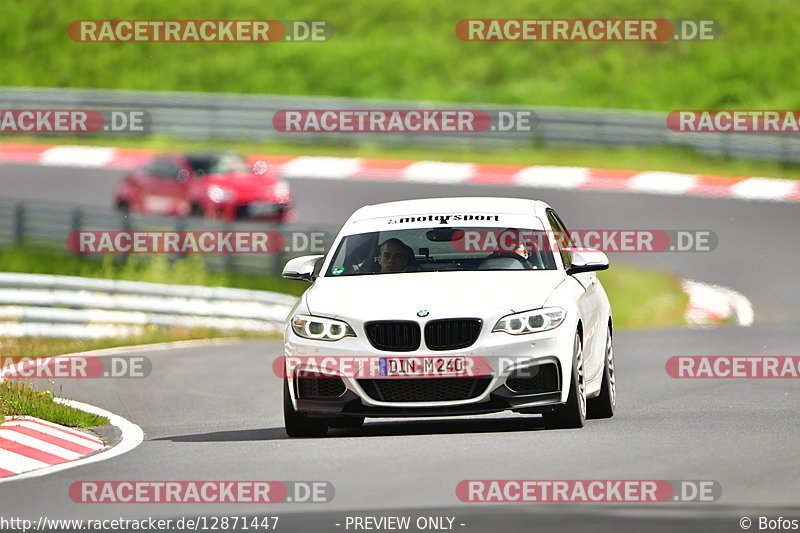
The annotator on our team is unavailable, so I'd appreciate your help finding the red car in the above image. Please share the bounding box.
[113,153,294,223]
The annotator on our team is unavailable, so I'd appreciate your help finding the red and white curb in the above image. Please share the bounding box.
[1,143,800,203]
[0,416,104,478]
[683,279,754,327]
[0,399,143,483]
[0,340,243,482]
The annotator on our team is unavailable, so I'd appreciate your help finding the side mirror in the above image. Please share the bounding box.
[282,255,324,282]
[566,249,609,275]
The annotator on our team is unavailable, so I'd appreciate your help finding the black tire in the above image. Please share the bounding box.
[327,416,365,429]
[116,200,131,214]
[189,204,204,218]
[587,328,616,419]
[283,378,328,438]
[543,332,586,429]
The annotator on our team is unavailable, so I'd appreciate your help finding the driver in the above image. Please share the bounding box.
[484,229,535,269]
[378,238,413,273]
[499,229,531,258]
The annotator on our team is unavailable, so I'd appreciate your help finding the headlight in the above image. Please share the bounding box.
[291,315,356,341]
[492,307,566,335]
[273,181,290,202]
[207,185,234,203]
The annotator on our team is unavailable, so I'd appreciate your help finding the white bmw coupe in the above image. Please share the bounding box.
[281,197,615,437]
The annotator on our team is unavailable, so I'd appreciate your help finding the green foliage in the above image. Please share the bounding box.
[0,381,109,428]
[0,0,797,110]
[598,263,688,329]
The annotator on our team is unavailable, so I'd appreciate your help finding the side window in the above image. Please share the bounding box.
[312,255,326,277]
[149,159,182,180]
[546,209,573,269]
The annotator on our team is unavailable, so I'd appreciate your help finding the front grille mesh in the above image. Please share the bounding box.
[297,377,346,398]
[358,378,490,402]
[365,321,421,351]
[424,319,482,350]
[505,363,559,394]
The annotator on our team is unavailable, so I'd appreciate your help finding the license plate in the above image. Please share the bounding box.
[379,357,467,377]
[143,195,174,214]
[247,202,279,216]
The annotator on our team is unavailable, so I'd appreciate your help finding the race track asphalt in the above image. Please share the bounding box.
[0,163,798,532]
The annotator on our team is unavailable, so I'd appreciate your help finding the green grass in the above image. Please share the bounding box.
[1,0,799,111]
[1,381,109,428]
[599,263,688,329]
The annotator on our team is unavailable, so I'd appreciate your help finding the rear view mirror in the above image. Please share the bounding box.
[566,249,609,275]
[426,228,465,242]
[282,255,324,282]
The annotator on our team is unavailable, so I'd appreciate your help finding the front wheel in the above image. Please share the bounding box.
[543,332,586,429]
[189,204,205,218]
[587,329,616,419]
[283,378,328,438]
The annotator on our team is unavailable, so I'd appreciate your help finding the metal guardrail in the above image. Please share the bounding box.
[0,272,298,339]
[0,198,327,337]
[1,86,800,162]
[0,198,339,277]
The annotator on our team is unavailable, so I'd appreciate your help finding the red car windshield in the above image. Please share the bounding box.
[188,154,250,176]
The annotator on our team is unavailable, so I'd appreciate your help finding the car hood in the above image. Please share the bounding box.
[305,270,566,320]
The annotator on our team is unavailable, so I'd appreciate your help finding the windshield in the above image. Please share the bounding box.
[189,154,251,176]
[324,227,558,276]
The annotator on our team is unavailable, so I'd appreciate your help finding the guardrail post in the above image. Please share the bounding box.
[70,208,83,234]
[721,133,731,160]
[173,217,187,263]
[13,202,25,247]
[223,221,234,272]
[118,205,132,265]
[120,209,131,232]
[69,208,83,256]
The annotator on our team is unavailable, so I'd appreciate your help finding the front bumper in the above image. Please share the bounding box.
[296,386,562,418]
[284,323,575,417]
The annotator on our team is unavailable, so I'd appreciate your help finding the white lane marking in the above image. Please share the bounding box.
[731,177,799,200]
[40,146,116,168]
[0,429,83,460]
[402,161,475,183]
[0,449,50,474]
[627,171,698,194]
[513,166,590,189]
[280,156,361,178]
[0,400,143,484]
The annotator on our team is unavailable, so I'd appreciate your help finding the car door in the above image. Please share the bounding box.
[546,209,603,380]
[141,157,190,215]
